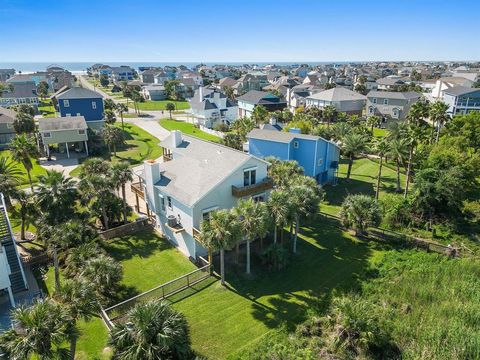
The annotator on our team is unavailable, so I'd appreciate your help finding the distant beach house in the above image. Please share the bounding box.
[442,86,480,116]
[237,90,286,118]
[0,107,16,149]
[366,90,421,122]
[0,82,39,109]
[190,87,238,128]
[247,128,340,184]
[305,87,367,115]
[55,87,105,128]
[138,131,272,259]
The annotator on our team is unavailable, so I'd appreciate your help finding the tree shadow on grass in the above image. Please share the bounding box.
[101,229,171,262]
[220,218,376,332]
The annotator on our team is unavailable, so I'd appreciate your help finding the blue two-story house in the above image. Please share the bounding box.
[56,87,104,128]
[247,128,340,184]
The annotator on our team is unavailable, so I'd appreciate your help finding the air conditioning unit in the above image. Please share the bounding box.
[167,215,177,227]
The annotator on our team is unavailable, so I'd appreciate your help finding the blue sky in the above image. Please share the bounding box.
[1,0,479,62]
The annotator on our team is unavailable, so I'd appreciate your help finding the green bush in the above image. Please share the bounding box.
[260,243,289,271]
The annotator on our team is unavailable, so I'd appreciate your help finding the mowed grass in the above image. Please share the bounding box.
[172,219,381,359]
[131,100,190,111]
[159,119,221,142]
[322,157,406,216]
[38,99,57,118]
[0,150,47,186]
[38,229,196,359]
[70,122,162,177]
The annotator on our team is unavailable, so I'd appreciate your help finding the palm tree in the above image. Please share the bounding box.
[266,158,303,188]
[11,190,35,240]
[103,125,124,157]
[81,254,122,299]
[340,194,381,236]
[36,170,78,225]
[374,138,390,201]
[199,209,240,285]
[0,156,22,207]
[0,299,73,359]
[342,132,368,181]
[79,173,113,229]
[165,102,175,119]
[267,190,290,244]
[366,115,380,133]
[116,103,128,130]
[429,101,450,143]
[233,198,269,274]
[289,176,322,253]
[109,300,192,360]
[53,278,99,359]
[322,104,337,128]
[403,124,427,198]
[9,134,39,192]
[111,162,133,224]
[252,104,268,125]
[388,137,408,192]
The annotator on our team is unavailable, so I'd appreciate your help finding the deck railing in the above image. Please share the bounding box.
[231,177,274,198]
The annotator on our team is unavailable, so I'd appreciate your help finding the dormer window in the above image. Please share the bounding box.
[372,98,377,104]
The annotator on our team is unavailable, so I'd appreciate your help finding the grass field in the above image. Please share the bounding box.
[131,100,190,111]
[0,150,47,186]
[38,229,197,359]
[322,156,406,216]
[159,119,221,142]
[38,99,56,118]
[70,122,162,177]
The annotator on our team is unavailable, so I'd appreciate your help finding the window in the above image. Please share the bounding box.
[243,168,256,186]
[293,141,299,149]
[6,123,13,129]
[372,98,377,104]
[160,195,166,211]
[202,206,218,221]
[317,158,323,166]
[392,108,399,118]
[369,106,375,114]
[78,129,86,135]
[383,99,389,105]
[92,101,97,109]
[63,100,69,107]
[66,113,71,117]
[77,113,81,116]
[167,196,172,209]
[43,132,51,138]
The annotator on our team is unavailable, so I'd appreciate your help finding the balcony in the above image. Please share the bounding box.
[192,227,201,241]
[231,177,274,198]
[130,182,144,200]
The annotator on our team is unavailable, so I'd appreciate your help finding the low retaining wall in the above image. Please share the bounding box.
[98,218,151,240]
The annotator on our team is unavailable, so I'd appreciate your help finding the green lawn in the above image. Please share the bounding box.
[70,122,162,177]
[38,229,196,359]
[38,99,57,118]
[131,100,190,111]
[322,157,406,216]
[0,150,47,186]
[373,127,388,137]
[159,119,221,142]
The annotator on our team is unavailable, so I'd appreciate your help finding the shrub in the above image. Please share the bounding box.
[213,123,229,132]
[260,243,289,271]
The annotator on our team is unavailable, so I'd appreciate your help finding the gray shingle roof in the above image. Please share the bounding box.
[38,116,88,131]
[443,86,479,96]
[247,128,319,143]
[0,107,16,124]
[0,82,38,99]
[56,87,103,100]
[367,90,421,100]
[237,90,281,105]
[157,134,261,206]
[307,87,366,102]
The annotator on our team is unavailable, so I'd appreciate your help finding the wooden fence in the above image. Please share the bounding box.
[98,218,151,240]
[320,212,463,258]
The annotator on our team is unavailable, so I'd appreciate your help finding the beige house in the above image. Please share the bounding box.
[38,116,89,158]
[306,87,367,114]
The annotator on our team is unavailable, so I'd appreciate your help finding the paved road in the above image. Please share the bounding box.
[125,117,171,141]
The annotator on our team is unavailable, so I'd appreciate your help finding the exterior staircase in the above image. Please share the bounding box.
[0,200,27,294]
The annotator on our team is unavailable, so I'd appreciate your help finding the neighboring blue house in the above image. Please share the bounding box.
[55,87,104,128]
[442,86,480,116]
[247,128,340,184]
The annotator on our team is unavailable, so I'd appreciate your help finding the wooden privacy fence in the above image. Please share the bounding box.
[98,217,151,240]
[101,258,211,328]
[320,212,463,258]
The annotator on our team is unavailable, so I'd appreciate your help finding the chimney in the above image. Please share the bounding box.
[144,159,161,214]
[171,130,183,148]
[199,86,204,100]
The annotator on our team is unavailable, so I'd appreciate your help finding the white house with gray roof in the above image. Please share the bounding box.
[140,131,272,259]
[306,87,367,114]
[442,86,480,116]
[190,87,237,128]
